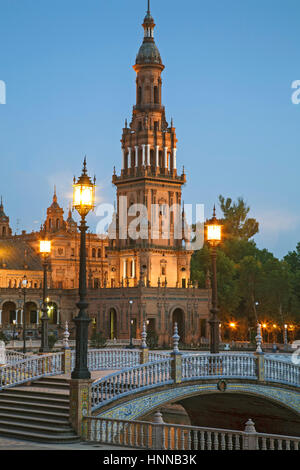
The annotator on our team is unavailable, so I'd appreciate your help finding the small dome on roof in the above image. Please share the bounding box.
[136,40,162,65]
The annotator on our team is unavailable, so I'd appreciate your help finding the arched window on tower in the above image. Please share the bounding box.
[56,219,60,230]
[154,86,159,104]
[92,248,96,258]
[138,87,142,105]
[2,227,6,236]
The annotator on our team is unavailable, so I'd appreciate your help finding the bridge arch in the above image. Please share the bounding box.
[97,382,300,437]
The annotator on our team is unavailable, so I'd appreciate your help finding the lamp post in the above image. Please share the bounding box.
[39,239,51,353]
[71,158,96,380]
[128,300,134,349]
[206,206,222,354]
[12,319,16,348]
[284,324,288,351]
[21,275,28,354]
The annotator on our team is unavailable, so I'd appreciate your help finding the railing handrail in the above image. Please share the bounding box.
[83,416,300,450]
[92,357,172,386]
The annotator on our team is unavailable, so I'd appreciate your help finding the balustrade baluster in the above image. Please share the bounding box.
[221,433,226,450]
[234,434,240,450]
[214,432,219,450]
[207,432,212,450]
[167,427,172,450]
[200,431,205,450]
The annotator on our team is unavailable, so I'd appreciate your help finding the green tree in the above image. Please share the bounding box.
[219,195,259,241]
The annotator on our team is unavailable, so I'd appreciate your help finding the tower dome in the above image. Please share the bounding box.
[135,0,163,66]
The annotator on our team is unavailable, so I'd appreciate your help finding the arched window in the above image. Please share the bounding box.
[56,219,60,230]
[92,248,96,258]
[2,227,6,236]
[154,86,159,104]
[97,248,101,258]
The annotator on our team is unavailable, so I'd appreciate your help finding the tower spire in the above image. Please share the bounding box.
[147,0,151,14]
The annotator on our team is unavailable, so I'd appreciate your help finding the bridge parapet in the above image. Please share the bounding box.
[91,352,300,412]
[83,415,300,450]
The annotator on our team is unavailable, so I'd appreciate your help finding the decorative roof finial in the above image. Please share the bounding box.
[83,156,87,175]
[147,0,151,14]
[53,185,57,203]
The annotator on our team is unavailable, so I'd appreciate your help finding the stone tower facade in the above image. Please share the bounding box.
[108,5,192,289]
[0,198,12,239]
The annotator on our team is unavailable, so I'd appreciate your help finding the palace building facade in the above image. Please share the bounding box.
[0,4,210,346]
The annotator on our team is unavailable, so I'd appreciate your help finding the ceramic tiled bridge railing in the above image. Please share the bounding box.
[1,349,299,401]
[90,352,300,412]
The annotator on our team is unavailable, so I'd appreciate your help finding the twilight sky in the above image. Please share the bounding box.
[0,0,299,259]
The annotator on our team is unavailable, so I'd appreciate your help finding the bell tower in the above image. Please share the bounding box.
[0,198,12,238]
[108,2,192,288]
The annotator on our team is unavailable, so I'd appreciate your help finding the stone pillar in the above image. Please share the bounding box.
[152,411,165,450]
[135,146,139,167]
[140,322,149,364]
[69,379,92,438]
[171,323,182,384]
[0,341,6,366]
[142,144,146,166]
[242,419,257,450]
[164,147,168,169]
[62,348,72,375]
[146,144,150,166]
[128,147,132,168]
[173,148,177,170]
[255,354,265,382]
[0,309,2,325]
[156,145,159,167]
[122,148,125,170]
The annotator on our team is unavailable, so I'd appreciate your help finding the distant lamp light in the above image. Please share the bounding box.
[273,324,277,329]
[22,275,28,289]
[39,240,51,254]
[262,323,267,329]
[284,324,288,329]
[229,322,236,329]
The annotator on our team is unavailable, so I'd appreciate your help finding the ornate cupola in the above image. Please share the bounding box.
[44,187,66,233]
[0,197,12,238]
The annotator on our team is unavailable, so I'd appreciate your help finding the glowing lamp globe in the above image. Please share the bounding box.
[207,206,222,245]
[73,158,96,217]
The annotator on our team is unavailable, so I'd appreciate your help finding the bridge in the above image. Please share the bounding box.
[0,335,300,449]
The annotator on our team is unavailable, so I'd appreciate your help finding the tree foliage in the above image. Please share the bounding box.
[191,196,300,340]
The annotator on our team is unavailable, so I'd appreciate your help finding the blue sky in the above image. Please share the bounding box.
[0,0,299,258]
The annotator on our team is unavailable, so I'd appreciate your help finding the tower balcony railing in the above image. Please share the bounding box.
[133,103,165,113]
[113,167,186,183]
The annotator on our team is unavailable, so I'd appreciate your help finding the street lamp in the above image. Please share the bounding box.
[284,324,288,350]
[39,238,51,353]
[21,275,28,354]
[206,206,222,354]
[71,158,96,380]
[128,300,134,349]
[12,319,16,348]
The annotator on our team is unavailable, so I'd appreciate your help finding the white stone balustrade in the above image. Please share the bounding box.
[83,416,300,450]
